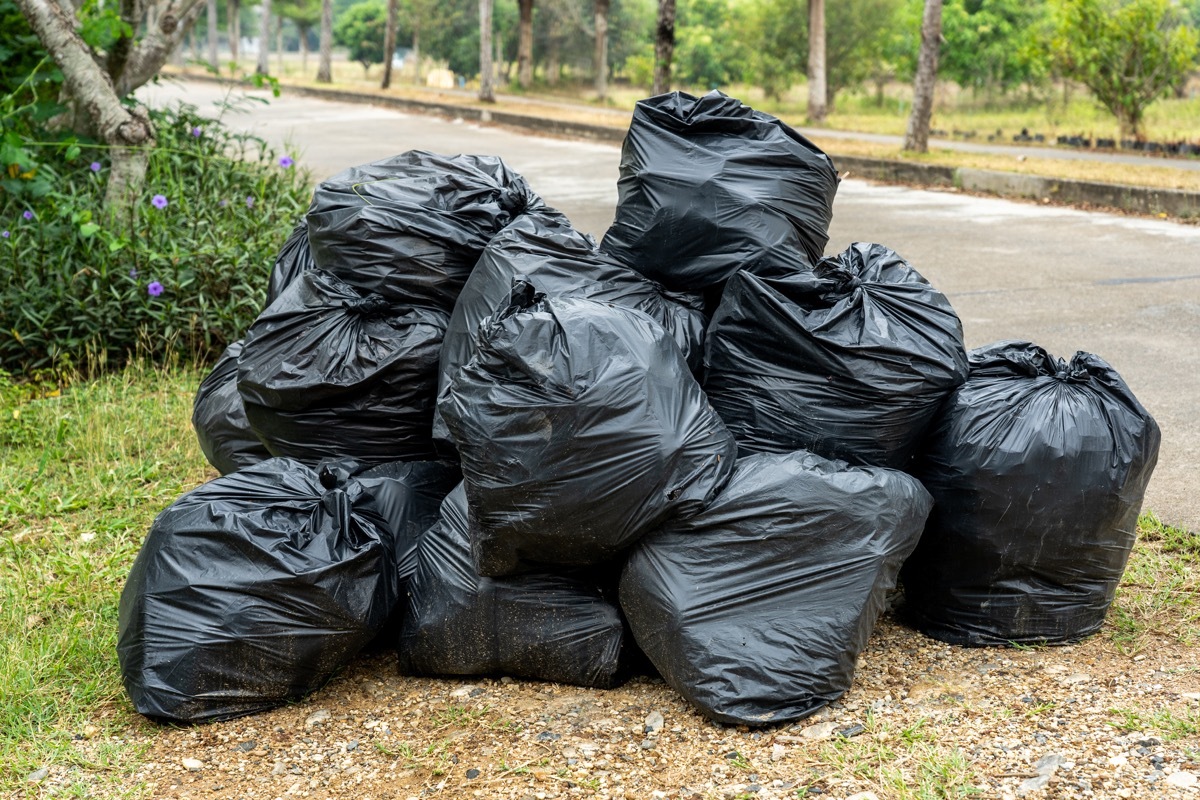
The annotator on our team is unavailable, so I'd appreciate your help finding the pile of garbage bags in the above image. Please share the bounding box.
[121,90,1159,728]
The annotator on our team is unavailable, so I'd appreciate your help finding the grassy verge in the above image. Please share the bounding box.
[0,361,211,795]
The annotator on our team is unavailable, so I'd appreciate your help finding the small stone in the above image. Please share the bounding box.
[1108,755,1129,767]
[450,685,479,699]
[1036,754,1065,776]
[182,758,204,771]
[1183,692,1200,701]
[1166,771,1199,789]
[846,792,879,800]
[346,740,359,751]
[466,768,481,779]
[641,739,655,750]
[500,676,516,685]
[1060,673,1090,685]
[26,768,48,783]
[837,724,866,738]
[305,709,331,728]
[800,721,839,740]
[644,711,665,735]
[536,731,561,742]
[272,761,287,775]
[1018,774,1049,794]
[770,744,786,762]
[82,724,99,739]
[233,740,256,752]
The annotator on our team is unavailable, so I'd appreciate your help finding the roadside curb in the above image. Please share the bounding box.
[167,70,1200,220]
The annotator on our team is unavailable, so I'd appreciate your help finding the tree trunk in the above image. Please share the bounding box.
[478,0,494,101]
[316,0,331,82]
[299,23,309,72]
[807,0,826,123]
[903,0,942,153]
[593,0,608,99]
[229,0,240,63]
[206,0,218,67]
[382,0,397,88]
[256,0,270,75]
[546,35,559,85]
[275,17,283,73]
[651,0,675,95]
[412,21,421,83]
[517,0,533,88]
[15,0,156,214]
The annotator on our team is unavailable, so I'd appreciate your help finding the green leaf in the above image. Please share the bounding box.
[79,223,100,238]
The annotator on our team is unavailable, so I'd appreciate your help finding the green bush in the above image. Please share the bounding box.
[0,101,312,376]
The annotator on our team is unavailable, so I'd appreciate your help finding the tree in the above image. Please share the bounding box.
[278,0,321,72]
[594,0,609,96]
[382,0,398,86]
[14,0,205,212]
[807,0,826,121]
[207,0,219,66]
[1051,0,1198,137]
[517,0,534,85]
[229,0,242,62]
[334,0,387,73]
[480,0,495,99]
[256,0,272,73]
[316,0,333,80]
[938,0,1052,100]
[652,0,676,92]
[903,0,942,152]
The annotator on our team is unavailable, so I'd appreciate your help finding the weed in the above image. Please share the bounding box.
[1108,708,1200,741]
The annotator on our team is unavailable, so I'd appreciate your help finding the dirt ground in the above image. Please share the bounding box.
[55,614,1200,800]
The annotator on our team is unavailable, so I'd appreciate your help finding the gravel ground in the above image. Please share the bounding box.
[37,615,1200,800]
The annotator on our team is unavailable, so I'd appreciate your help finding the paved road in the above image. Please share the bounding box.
[142,80,1200,533]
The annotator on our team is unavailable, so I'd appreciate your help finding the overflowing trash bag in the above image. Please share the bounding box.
[267,218,316,305]
[305,151,543,312]
[238,270,447,466]
[398,485,628,687]
[439,208,708,387]
[599,91,839,291]
[621,450,931,726]
[901,341,1161,646]
[439,280,736,576]
[117,459,398,723]
[703,243,969,469]
[192,340,270,475]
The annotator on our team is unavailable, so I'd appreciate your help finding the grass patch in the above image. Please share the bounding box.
[1109,707,1200,742]
[0,360,211,793]
[804,714,981,799]
[1108,513,1200,654]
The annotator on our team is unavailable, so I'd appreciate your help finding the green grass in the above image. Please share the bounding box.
[807,713,981,799]
[1108,707,1200,742]
[0,360,210,793]
[1108,513,1200,654]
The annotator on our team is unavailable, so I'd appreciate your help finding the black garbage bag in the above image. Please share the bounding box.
[620,450,932,726]
[306,151,543,311]
[599,91,839,291]
[440,209,708,393]
[117,458,397,723]
[398,485,627,687]
[703,243,969,469]
[439,280,736,576]
[266,218,316,306]
[239,270,447,466]
[192,340,270,475]
[901,341,1161,646]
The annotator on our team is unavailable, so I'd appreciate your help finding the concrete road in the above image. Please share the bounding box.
[141,80,1200,533]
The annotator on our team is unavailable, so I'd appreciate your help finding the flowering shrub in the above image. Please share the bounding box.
[0,103,312,375]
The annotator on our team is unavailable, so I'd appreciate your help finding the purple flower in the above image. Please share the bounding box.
[278,155,294,169]
[129,267,139,279]
[22,210,33,221]
[219,199,228,208]
[1,231,8,239]
[191,126,203,137]
[90,162,102,172]
[151,194,168,209]
[147,281,164,297]
[245,196,255,208]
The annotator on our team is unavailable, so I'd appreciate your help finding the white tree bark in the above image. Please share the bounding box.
[256,0,271,74]
[903,0,942,153]
[206,0,218,67]
[593,0,608,99]
[116,0,206,94]
[316,0,331,82]
[478,0,495,101]
[807,0,826,123]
